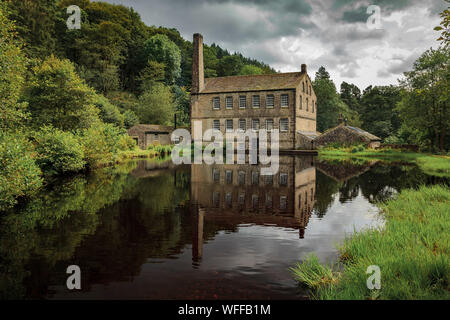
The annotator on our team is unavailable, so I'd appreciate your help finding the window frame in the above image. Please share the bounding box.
[213,119,220,131]
[226,96,233,109]
[266,94,274,108]
[252,95,260,108]
[281,94,289,108]
[265,118,274,132]
[238,119,246,132]
[226,119,233,132]
[213,97,220,110]
[280,118,289,132]
[239,95,246,109]
[252,119,260,132]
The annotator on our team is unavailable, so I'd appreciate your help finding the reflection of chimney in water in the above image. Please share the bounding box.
[299,227,305,239]
[191,204,204,267]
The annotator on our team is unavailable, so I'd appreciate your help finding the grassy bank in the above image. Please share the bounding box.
[291,185,450,300]
[118,145,173,161]
[318,147,450,177]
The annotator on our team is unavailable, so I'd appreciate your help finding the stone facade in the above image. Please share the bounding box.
[190,155,316,241]
[190,33,317,150]
[314,124,381,149]
[127,124,174,150]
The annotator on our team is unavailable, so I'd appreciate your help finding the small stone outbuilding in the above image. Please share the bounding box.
[127,124,175,150]
[295,131,321,150]
[314,124,381,149]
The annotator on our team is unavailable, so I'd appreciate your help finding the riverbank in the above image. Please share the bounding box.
[318,147,450,177]
[291,184,450,300]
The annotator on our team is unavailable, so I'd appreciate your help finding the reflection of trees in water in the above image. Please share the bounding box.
[0,162,138,299]
[313,160,449,219]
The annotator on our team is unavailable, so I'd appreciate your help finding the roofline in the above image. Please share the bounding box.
[192,87,297,95]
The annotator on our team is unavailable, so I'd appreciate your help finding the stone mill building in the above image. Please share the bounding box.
[190,33,319,150]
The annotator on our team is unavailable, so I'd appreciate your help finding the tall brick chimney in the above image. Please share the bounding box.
[192,33,204,93]
[301,64,307,73]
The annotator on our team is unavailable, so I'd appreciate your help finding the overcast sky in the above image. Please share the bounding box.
[98,0,446,90]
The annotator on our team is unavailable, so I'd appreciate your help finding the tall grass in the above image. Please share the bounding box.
[291,185,450,300]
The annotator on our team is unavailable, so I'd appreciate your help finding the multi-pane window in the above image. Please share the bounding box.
[252,171,259,185]
[225,193,232,207]
[226,170,233,184]
[238,193,245,205]
[252,95,260,108]
[213,120,220,131]
[239,96,246,109]
[280,196,287,210]
[226,96,233,109]
[266,119,274,132]
[281,94,289,107]
[226,119,233,132]
[238,119,246,131]
[213,169,220,182]
[238,171,246,185]
[252,119,260,131]
[266,95,274,108]
[280,118,289,132]
[279,173,288,186]
[213,191,220,207]
[213,97,220,110]
[252,195,259,208]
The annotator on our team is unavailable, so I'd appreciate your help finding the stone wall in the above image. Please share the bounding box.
[314,125,370,147]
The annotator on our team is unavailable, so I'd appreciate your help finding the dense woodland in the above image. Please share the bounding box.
[0,0,448,212]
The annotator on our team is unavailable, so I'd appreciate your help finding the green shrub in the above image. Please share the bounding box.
[34,126,85,175]
[93,94,125,128]
[117,134,136,151]
[123,109,139,129]
[0,132,42,211]
[78,123,126,168]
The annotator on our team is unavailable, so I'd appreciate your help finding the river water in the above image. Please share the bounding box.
[0,156,447,299]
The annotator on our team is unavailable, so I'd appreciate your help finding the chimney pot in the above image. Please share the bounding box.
[301,64,307,73]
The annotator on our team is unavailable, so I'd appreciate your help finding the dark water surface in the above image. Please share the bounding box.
[0,156,447,299]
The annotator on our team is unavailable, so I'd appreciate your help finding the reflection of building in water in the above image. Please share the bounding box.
[190,156,316,262]
[131,158,177,178]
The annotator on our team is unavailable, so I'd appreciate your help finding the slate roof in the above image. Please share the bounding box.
[297,131,321,140]
[346,126,381,141]
[201,72,305,93]
[128,124,174,133]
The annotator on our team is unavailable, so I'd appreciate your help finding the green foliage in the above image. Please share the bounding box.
[123,109,139,129]
[313,67,361,132]
[144,34,181,85]
[136,83,174,125]
[434,1,450,46]
[293,185,450,300]
[240,64,264,75]
[0,132,42,211]
[359,85,402,140]
[33,126,85,175]
[397,47,449,152]
[173,86,190,126]
[24,55,101,131]
[93,93,125,127]
[0,3,28,131]
[78,123,127,168]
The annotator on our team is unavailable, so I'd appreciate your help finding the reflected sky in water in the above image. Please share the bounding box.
[0,156,447,300]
